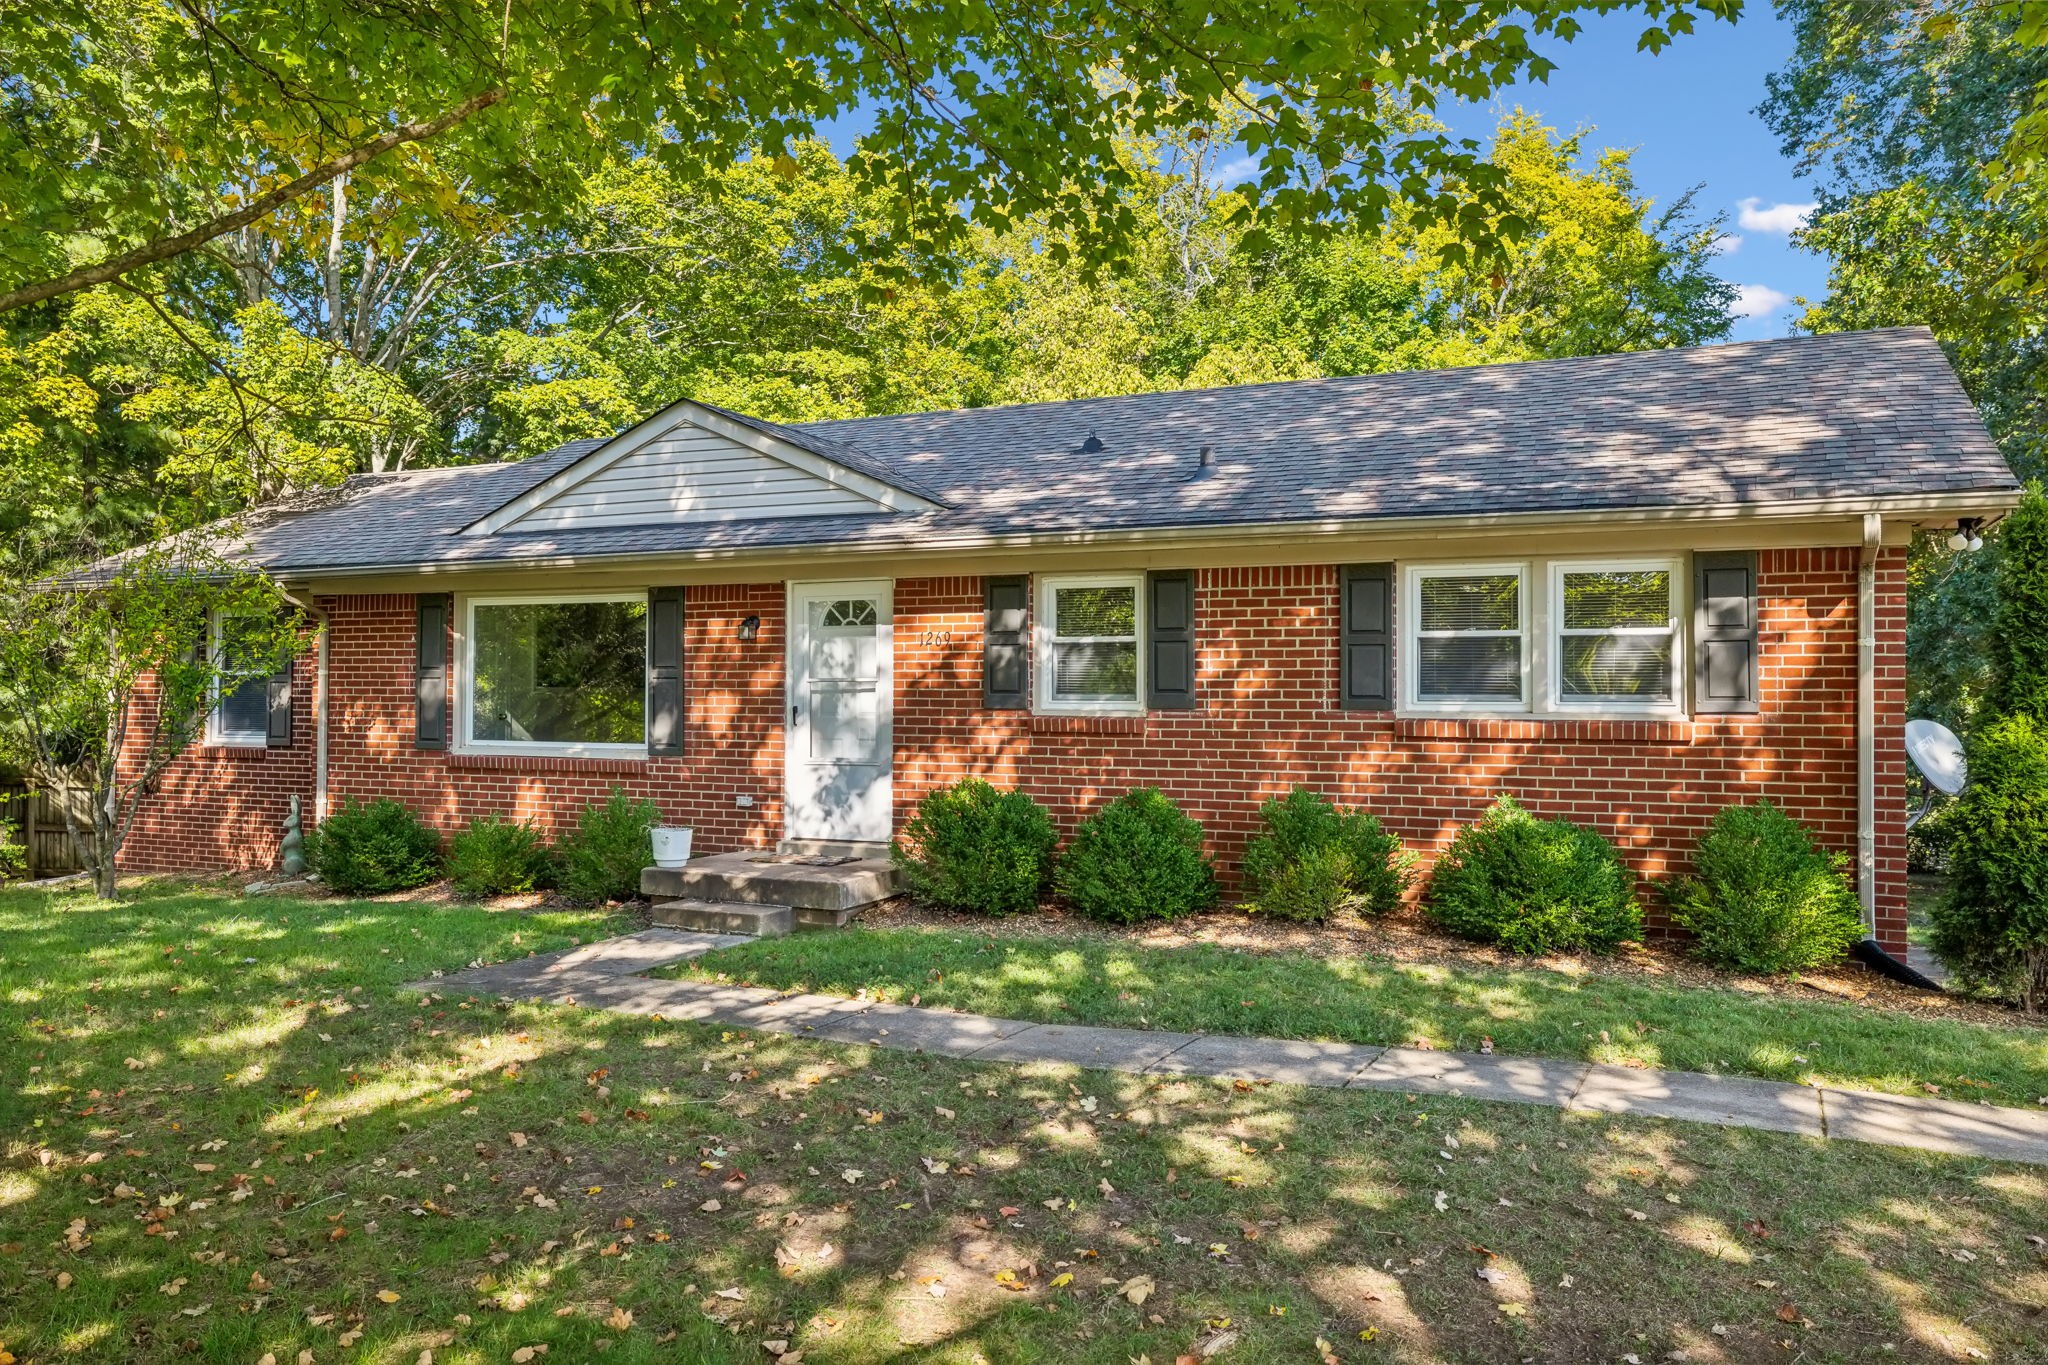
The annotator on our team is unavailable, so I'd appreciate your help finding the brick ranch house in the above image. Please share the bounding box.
[122,327,2019,952]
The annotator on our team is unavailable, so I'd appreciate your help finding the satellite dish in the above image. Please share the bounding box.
[1905,718,1967,796]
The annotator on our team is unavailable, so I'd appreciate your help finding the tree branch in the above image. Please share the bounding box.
[0,89,504,315]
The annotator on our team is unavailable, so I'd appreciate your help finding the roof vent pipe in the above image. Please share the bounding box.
[1199,444,1215,469]
[1081,432,1104,453]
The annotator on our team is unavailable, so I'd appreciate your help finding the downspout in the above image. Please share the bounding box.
[1857,512,1880,936]
[280,590,331,823]
[1847,516,1943,989]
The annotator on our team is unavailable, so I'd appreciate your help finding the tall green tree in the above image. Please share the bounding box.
[975,108,1733,402]
[1,0,1742,315]
[1762,0,2048,735]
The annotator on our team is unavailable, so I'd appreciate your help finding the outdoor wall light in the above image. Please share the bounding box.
[1947,518,1985,553]
[738,615,761,642]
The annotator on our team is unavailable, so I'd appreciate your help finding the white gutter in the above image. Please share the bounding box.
[1857,512,1882,934]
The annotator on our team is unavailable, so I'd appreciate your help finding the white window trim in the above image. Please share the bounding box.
[205,610,271,748]
[1548,558,1685,716]
[1398,557,1690,721]
[1034,572,1147,715]
[454,590,650,759]
[1401,562,1530,715]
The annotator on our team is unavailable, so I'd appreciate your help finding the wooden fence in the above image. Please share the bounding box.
[0,784,88,879]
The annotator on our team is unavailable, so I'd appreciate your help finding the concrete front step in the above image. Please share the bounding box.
[641,850,899,912]
[778,837,892,861]
[649,899,793,938]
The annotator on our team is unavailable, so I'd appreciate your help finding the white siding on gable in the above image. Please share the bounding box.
[502,421,888,532]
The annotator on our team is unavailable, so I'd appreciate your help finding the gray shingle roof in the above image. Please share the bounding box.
[186,328,2020,578]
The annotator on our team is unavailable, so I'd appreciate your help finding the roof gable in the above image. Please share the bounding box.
[465,400,942,536]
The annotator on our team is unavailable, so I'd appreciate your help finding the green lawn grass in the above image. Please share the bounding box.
[7,883,2048,1364]
[665,926,2048,1107]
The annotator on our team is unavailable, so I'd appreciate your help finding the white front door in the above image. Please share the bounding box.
[785,580,893,843]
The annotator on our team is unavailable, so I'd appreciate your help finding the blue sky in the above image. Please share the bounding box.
[1431,4,1824,342]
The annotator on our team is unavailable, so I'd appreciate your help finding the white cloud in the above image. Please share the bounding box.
[1211,155,1260,186]
[1710,232,1743,256]
[1728,283,1793,320]
[1736,197,1817,234]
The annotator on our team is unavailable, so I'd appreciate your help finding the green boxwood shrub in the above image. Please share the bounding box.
[893,778,1058,915]
[1239,786,1411,921]
[1054,787,1216,924]
[555,787,659,904]
[1662,800,1864,973]
[447,815,555,900]
[1930,713,2048,1010]
[1425,795,1640,953]
[307,796,442,896]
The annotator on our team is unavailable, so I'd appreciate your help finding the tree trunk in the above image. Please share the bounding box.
[93,786,120,900]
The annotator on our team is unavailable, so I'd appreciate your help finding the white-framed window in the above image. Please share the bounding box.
[1405,564,1528,710]
[456,591,649,757]
[1400,556,1685,718]
[206,611,272,747]
[1035,573,1145,713]
[1549,559,1682,711]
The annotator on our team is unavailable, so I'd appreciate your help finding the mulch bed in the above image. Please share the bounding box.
[852,894,2046,1033]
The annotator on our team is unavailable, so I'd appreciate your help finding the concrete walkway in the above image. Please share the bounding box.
[416,928,2048,1167]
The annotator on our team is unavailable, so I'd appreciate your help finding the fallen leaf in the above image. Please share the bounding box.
[376,1289,401,1303]
[1776,1303,1800,1324]
[606,1306,634,1331]
[1120,1274,1155,1306]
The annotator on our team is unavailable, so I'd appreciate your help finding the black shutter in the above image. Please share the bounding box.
[265,648,295,748]
[185,620,211,743]
[984,575,1029,710]
[415,593,451,750]
[647,586,685,755]
[1694,551,1759,714]
[1340,563,1394,711]
[1146,569,1196,710]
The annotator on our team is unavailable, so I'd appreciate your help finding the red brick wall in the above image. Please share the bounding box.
[892,551,1910,951]
[115,629,319,874]
[121,585,788,871]
[121,549,1909,951]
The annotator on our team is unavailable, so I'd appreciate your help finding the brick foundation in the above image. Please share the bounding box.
[121,548,1909,952]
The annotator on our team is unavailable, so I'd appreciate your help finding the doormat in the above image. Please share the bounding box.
[746,853,863,867]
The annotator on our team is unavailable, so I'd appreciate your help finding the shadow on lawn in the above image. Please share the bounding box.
[5,886,2047,1363]
[679,929,2048,1105]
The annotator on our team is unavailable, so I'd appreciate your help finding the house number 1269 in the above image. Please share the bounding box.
[920,629,953,647]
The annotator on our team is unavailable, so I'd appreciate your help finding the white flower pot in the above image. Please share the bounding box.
[651,825,694,870]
